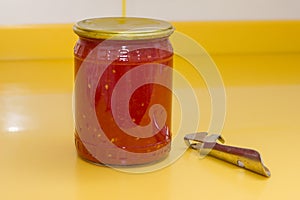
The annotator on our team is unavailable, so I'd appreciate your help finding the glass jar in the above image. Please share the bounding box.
[73,17,174,165]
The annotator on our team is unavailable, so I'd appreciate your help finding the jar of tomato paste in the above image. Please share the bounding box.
[73,17,174,166]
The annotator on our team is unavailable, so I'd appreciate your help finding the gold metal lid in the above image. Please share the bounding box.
[73,17,174,40]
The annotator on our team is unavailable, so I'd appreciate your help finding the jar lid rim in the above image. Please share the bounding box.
[73,17,174,40]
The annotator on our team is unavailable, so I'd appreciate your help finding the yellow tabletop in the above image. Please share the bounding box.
[1,21,300,200]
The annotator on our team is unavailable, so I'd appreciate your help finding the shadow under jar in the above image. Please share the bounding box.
[73,17,174,166]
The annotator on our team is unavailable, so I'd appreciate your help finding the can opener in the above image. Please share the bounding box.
[184,132,271,177]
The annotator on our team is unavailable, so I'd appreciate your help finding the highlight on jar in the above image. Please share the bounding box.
[72,17,270,177]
